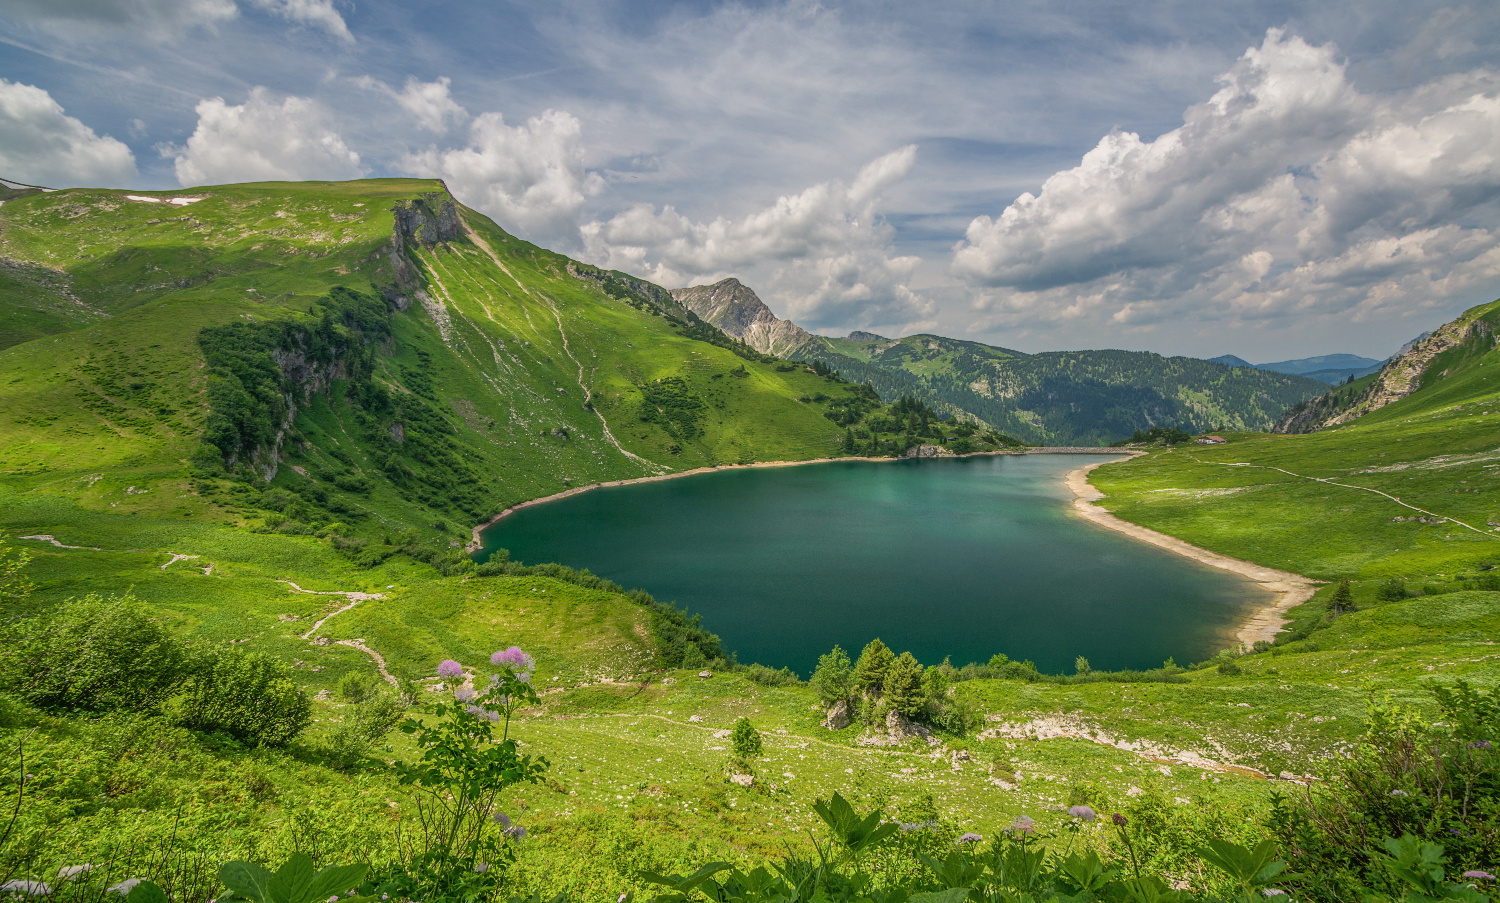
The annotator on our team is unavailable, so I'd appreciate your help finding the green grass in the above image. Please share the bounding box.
[1,182,1497,898]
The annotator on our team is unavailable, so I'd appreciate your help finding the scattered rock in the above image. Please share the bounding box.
[314,690,332,701]
[688,714,701,723]
[823,699,851,731]
[900,444,955,459]
[313,637,330,646]
[698,670,713,679]
[729,772,754,787]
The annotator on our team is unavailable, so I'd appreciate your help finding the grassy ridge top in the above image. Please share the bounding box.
[797,332,1327,445]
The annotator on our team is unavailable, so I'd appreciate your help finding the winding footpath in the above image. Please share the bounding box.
[1199,457,1495,539]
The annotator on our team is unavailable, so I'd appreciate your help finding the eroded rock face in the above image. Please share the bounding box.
[670,278,818,358]
[901,444,954,459]
[857,709,937,746]
[1275,311,1496,433]
[823,699,851,731]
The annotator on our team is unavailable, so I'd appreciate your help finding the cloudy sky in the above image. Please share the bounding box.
[3,1,1498,361]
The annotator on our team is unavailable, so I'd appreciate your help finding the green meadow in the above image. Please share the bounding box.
[1,180,1497,900]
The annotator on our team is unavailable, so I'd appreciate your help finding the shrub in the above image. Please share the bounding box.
[1377,577,1408,602]
[0,594,190,711]
[810,645,855,705]
[168,648,311,746]
[730,717,762,770]
[1271,681,1500,900]
[337,671,375,703]
[322,690,405,767]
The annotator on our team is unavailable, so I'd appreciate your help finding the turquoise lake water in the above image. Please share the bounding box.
[476,454,1268,676]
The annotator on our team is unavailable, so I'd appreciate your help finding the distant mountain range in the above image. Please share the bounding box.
[673,278,1328,445]
[1208,353,1385,384]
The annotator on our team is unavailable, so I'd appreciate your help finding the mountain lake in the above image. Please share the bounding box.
[477,453,1270,676]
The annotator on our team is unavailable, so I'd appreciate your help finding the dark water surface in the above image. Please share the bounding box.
[477,455,1268,676]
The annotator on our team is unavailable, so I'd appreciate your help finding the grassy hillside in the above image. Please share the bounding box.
[0,182,1496,901]
[0,180,928,555]
[797,333,1327,445]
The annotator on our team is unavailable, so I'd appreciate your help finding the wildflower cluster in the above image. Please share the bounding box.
[384,646,549,900]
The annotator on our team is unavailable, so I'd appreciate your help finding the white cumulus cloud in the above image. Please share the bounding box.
[0,79,137,187]
[582,146,931,331]
[169,87,364,186]
[244,0,350,42]
[951,28,1500,341]
[405,109,602,247]
[355,75,467,133]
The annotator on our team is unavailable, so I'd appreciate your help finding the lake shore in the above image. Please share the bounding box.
[468,446,1123,552]
[1063,455,1319,648]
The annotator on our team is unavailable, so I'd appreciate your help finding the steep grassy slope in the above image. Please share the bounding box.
[797,334,1327,444]
[0,180,879,553]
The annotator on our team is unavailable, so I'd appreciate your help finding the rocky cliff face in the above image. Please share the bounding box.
[1275,306,1498,433]
[670,278,818,358]
[382,191,462,308]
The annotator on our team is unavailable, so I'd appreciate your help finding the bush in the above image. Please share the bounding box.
[0,594,190,711]
[811,645,855,705]
[1271,681,1500,900]
[338,671,375,703]
[323,690,405,767]
[169,648,311,747]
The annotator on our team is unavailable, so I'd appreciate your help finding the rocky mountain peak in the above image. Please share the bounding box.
[669,278,818,358]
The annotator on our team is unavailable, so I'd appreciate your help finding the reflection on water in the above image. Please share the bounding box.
[478,455,1268,676]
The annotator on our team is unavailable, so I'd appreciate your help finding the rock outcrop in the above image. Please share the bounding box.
[857,709,937,747]
[822,699,851,731]
[1275,306,1498,433]
[901,444,955,459]
[670,278,818,358]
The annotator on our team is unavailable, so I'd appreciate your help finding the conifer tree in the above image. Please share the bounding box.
[730,717,762,769]
[811,645,854,705]
[854,639,895,695]
[884,651,925,717]
[1331,579,1357,613]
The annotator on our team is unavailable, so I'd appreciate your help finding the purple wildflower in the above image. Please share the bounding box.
[1068,805,1096,822]
[1464,870,1495,880]
[1011,815,1034,834]
[482,709,501,722]
[492,811,512,828]
[957,832,983,844]
[1112,813,1128,827]
[454,686,476,703]
[492,646,535,673]
[437,660,463,678]
[504,824,528,840]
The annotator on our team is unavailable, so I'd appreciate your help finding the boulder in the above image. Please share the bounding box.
[886,709,935,743]
[729,772,754,786]
[823,699,851,731]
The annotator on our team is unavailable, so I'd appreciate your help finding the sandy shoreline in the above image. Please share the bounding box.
[1063,456,1318,648]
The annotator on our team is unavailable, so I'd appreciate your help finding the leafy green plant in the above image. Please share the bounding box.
[167,647,311,746]
[729,718,762,773]
[218,853,369,903]
[384,649,549,898]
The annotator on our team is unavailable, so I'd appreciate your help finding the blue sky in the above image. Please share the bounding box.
[3,1,1498,361]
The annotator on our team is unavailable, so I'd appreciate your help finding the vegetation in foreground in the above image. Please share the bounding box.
[0,179,1497,899]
